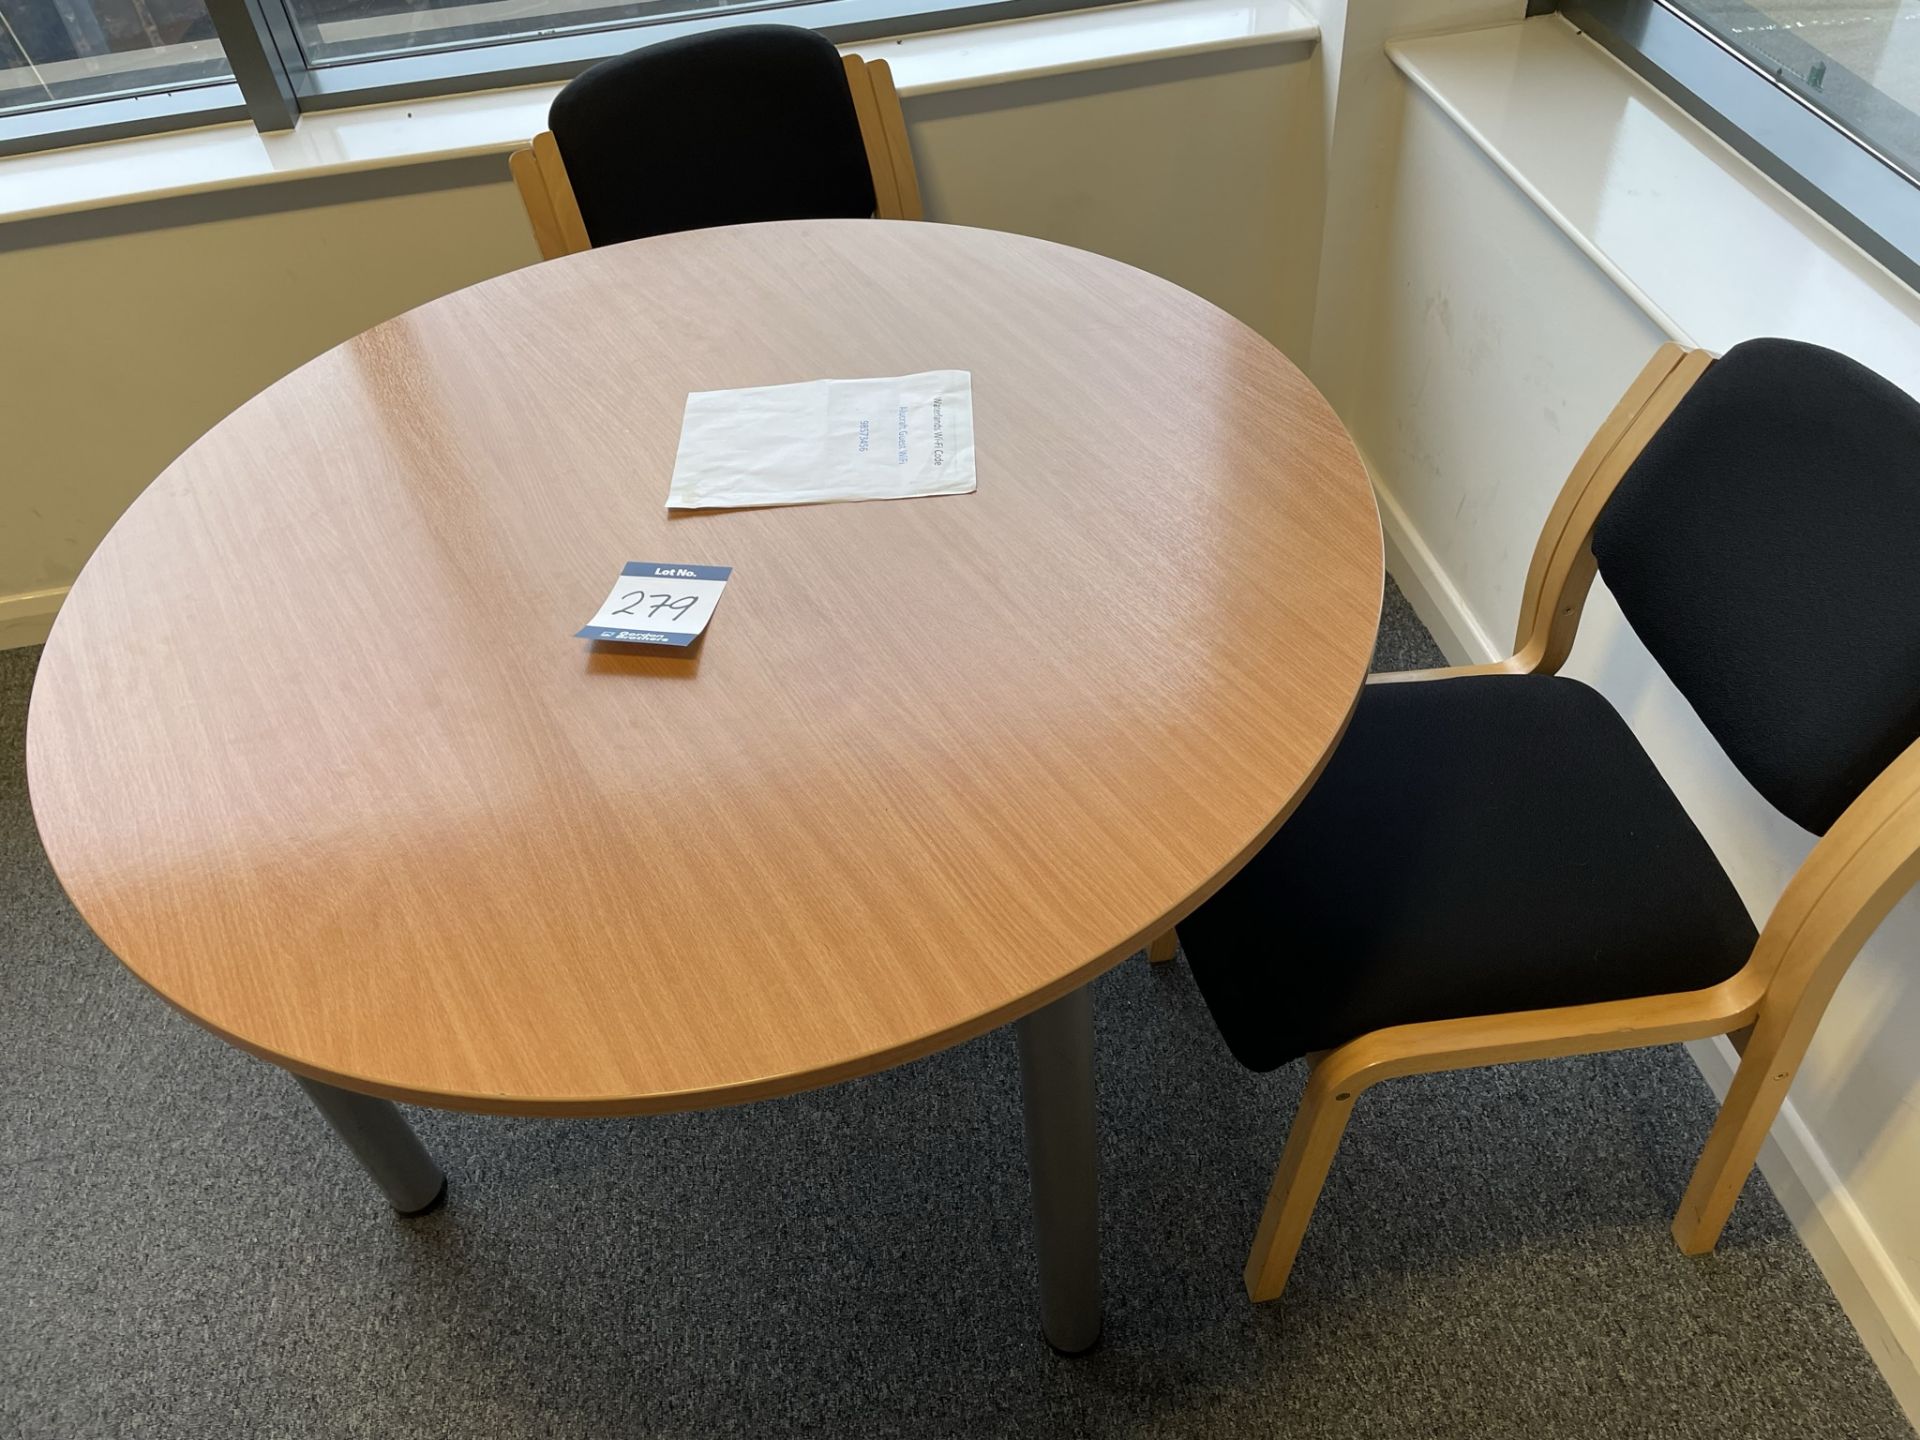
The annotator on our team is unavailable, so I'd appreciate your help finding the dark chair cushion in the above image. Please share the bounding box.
[1179,675,1757,1073]
[1592,338,1920,834]
[548,25,878,247]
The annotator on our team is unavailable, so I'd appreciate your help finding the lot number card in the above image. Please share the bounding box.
[577,562,732,646]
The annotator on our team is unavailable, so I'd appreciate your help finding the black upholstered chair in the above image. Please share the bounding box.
[1148,338,1920,1302]
[509,26,922,259]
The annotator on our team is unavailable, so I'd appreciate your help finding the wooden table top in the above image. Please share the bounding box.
[27,220,1381,1116]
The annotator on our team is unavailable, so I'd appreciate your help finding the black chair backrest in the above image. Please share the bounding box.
[547,25,877,247]
[1592,338,1920,835]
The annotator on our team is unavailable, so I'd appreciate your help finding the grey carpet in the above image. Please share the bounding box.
[1,576,1909,1439]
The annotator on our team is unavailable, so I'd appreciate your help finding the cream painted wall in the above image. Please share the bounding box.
[0,44,1324,640]
[907,50,1325,361]
[0,178,539,645]
[1341,74,1920,1412]
[1290,0,1526,428]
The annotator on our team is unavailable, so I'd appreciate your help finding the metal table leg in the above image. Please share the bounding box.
[1015,984,1103,1355]
[295,1075,447,1215]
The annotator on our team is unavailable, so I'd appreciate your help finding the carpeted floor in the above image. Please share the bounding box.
[1,578,1910,1439]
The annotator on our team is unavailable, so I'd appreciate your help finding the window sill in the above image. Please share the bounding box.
[0,0,1315,228]
[1386,16,1920,393]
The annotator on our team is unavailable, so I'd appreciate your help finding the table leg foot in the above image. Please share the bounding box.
[1015,984,1103,1356]
[294,1074,447,1215]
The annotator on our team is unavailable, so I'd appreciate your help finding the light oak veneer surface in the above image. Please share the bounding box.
[28,220,1382,1114]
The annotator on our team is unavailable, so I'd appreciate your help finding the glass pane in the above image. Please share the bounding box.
[1666,0,1920,181]
[0,0,232,115]
[285,0,772,66]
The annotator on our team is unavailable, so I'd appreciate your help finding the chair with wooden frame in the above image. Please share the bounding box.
[1149,337,1920,1303]
[509,25,922,261]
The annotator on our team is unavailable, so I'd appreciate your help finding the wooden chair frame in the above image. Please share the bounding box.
[509,52,923,262]
[1150,341,1920,1301]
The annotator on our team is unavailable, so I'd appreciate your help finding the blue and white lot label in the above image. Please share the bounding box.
[577,562,732,646]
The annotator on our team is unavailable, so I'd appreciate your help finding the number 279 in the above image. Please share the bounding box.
[612,591,699,622]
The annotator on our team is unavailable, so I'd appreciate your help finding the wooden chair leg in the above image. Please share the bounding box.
[1671,1017,1810,1255]
[1147,928,1179,964]
[1244,1064,1361,1301]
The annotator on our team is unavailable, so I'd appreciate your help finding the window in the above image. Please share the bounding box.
[1557,0,1920,291]
[0,0,1072,154]
[1667,0,1920,181]
[0,0,230,114]
[283,0,761,67]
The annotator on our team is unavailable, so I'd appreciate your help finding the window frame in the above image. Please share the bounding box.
[0,81,247,155]
[0,0,1107,156]
[1549,0,1920,293]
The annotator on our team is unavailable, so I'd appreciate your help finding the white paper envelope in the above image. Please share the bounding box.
[665,370,975,510]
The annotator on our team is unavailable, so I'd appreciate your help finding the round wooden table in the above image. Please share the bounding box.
[27,219,1381,1352]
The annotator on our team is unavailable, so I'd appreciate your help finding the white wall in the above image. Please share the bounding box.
[0,43,1324,643]
[1292,0,1526,429]
[1339,34,1920,1412]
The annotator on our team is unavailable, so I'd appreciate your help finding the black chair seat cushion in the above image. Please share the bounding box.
[1179,674,1758,1072]
[548,25,878,247]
